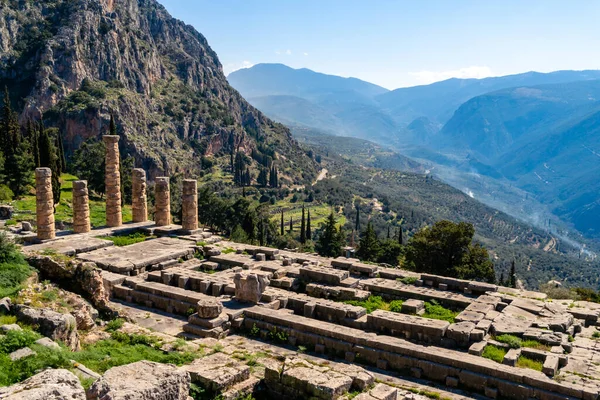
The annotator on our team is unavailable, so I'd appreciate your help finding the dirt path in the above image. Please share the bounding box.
[313,168,328,185]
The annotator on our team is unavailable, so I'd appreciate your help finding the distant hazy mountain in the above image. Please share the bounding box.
[437,80,600,236]
[376,70,600,125]
[228,63,388,99]
[229,64,395,139]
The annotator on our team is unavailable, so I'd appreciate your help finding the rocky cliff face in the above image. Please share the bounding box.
[0,0,316,181]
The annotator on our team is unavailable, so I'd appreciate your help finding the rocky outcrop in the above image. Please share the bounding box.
[0,369,86,399]
[0,0,317,183]
[14,305,80,351]
[27,256,111,311]
[87,360,191,400]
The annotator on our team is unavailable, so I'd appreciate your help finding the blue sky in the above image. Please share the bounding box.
[159,0,600,89]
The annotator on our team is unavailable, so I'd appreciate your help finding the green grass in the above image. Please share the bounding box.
[593,331,600,339]
[495,334,522,349]
[101,232,154,247]
[482,345,507,363]
[0,315,16,325]
[0,329,201,387]
[398,277,418,285]
[421,301,459,323]
[344,295,390,314]
[517,355,543,371]
[12,173,133,228]
[0,233,35,299]
[521,340,551,351]
[221,248,236,254]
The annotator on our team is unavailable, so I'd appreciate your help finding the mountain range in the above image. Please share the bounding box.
[228,64,600,239]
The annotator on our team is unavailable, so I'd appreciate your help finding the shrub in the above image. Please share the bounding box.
[105,318,125,332]
[0,329,41,354]
[344,295,388,314]
[0,184,14,201]
[398,276,417,285]
[482,345,507,363]
[249,323,260,337]
[389,300,404,313]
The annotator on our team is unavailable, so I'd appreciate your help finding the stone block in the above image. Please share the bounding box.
[468,341,487,356]
[401,299,425,315]
[542,355,559,377]
[446,376,459,387]
[502,348,520,367]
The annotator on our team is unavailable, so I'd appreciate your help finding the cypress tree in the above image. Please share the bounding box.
[499,272,506,287]
[300,205,306,244]
[397,224,403,245]
[387,226,391,239]
[280,210,284,236]
[355,206,360,232]
[306,209,312,241]
[27,120,40,168]
[510,260,517,288]
[39,127,61,204]
[56,129,66,172]
[245,168,251,186]
[289,217,293,232]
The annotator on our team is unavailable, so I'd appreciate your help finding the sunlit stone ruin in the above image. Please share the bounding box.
[16,135,600,400]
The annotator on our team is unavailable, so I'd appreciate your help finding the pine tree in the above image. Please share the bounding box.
[356,223,381,262]
[300,205,306,244]
[306,209,312,241]
[280,210,284,236]
[315,211,345,257]
[510,260,517,288]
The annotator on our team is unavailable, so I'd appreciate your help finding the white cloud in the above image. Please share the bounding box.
[286,49,292,55]
[224,60,254,76]
[303,52,309,56]
[275,49,293,56]
[409,66,494,85]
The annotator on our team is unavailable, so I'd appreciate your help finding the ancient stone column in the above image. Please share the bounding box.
[103,135,122,227]
[154,177,171,226]
[72,180,91,234]
[181,179,198,232]
[132,168,147,223]
[35,168,55,240]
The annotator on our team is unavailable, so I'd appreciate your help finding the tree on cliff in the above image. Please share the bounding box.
[404,220,495,283]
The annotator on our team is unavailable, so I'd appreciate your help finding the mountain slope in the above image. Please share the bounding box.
[376,70,600,126]
[0,0,316,183]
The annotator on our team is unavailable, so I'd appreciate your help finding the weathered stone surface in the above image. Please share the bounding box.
[72,180,91,233]
[35,168,55,240]
[183,353,249,392]
[103,135,122,228]
[132,168,148,223]
[196,298,223,319]
[21,221,32,231]
[402,299,425,315]
[0,369,85,399]
[9,347,36,361]
[0,323,22,332]
[14,305,79,351]
[155,177,171,227]
[35,337,60,349]
[234,272,270,303]
[0,205,13,220]
[88,360,190,400]
[0,296,11,314]
[181,179,198,231]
